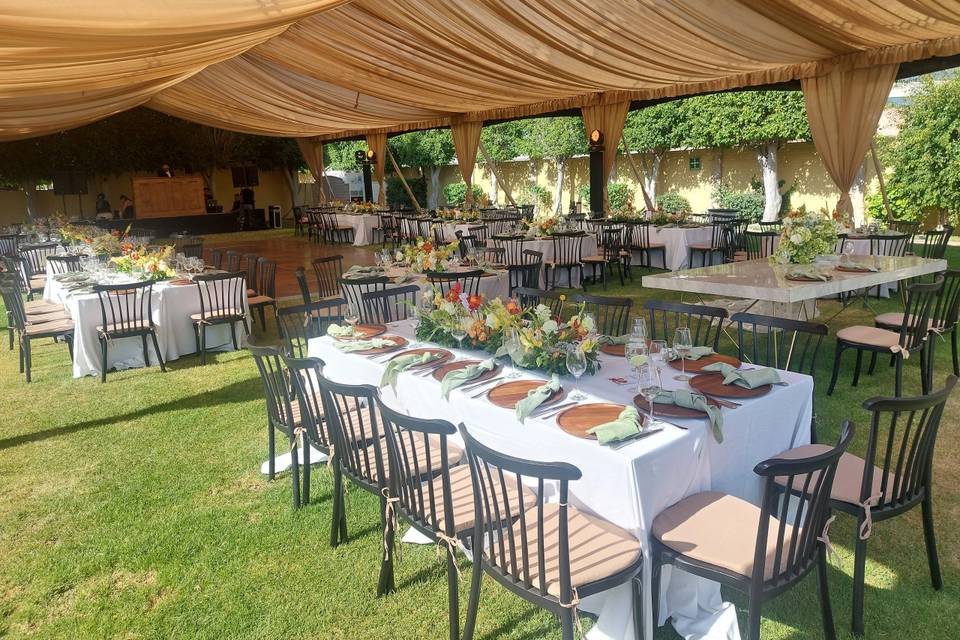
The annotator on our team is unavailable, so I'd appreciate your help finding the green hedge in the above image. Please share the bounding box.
[386,175,428,209]
[655,192,692,214]
[442,181,485,206]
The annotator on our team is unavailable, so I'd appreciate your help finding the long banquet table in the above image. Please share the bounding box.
[43,267,249,378]
[309,321,814,640]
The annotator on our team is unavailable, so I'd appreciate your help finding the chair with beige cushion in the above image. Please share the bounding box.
[1,257,68,350]
[247,257,276,329]
[459,424,643,640]
[774,377,955,635]
[652,424,854,640]
[92,280,165,383]
[0,275,74,382]
[191,271,248,365]
[276,299,345,359]
[828,277,942,397]
[628,221,667,270]
[19,242,58,298]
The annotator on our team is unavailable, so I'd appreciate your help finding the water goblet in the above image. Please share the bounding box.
[344,302,361,329]
[632,317,648,341]
[565,343,588,401]
[672,326,693,382]
[638,361,662,429]
[504,328,525,378]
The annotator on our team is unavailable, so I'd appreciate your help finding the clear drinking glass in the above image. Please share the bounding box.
[344,302,361,328]
[625,339,643,385]
[566,344,588,401]
[632,317,648,341]
[639,357,662,428]
[650,340,668,373]
[505,328,524,378]
[673,326,693,382]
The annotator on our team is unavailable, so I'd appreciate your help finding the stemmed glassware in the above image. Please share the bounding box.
[625,339,644,386]
[673,326,693,382]
[638,360,662,429]
[344,302,361,329]
[650,340,668,374]
[565,343,588,401]
[451,321,468,350]
[504,328,524,378]
[632,317,647,341]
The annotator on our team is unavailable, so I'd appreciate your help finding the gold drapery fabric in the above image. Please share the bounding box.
[802,64,899,216]
[3,2,960,140]
[581,101,630,212]
[451,121,483,207]
[365,133,388,205]
[297,138,327,202]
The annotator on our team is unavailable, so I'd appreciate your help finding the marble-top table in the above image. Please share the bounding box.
[642,256,946,316]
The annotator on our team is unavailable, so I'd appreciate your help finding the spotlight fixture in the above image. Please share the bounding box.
[366,149,376,162]
[589,129,603,145]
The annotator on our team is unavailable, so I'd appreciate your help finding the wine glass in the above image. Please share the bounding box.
[638,361,662,429]
[624,339,644,386]
[632,317,648,341]
[565,344,588,401]
[344,302,361,329]
[673,326,693,382]
[451,325,468,350]
[650,340,668,374]
[505,328,525,378]
[373,251,383,267]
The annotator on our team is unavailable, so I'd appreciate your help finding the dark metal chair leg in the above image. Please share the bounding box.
[951,328,959,377]
[446,544,460,640]
[921,494,943,590]
[100,336,108,383]
[895,357,903,396]
[141,334,150,367]
[747,594,762,640]
[867,351,878,375]
[560,608,575,640]
[24,338,32,382]
[827,344,844,395]
[302,444,311,506]
[268,424,275,481]
[150,332,166,372]
[851,349,864,387]
[376,494,395,596]
[463,556,483,640]
[199,325,207,365]
[817,549,837,640]
[229,321,239,351]
[290,446,301,510]
[852,524,869,636]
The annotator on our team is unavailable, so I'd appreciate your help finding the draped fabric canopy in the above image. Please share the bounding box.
[451,121,483,207]
[296,138,328,202]
[365,133,388,205]
[581,101,631,211]
[2,1,960,142]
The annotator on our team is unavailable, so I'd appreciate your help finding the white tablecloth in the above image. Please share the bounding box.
[846,238,895,298]
[43,266,249,378]
[378,267,510,301]
[338,214,381,246]
[644,226,716,271]
[510,235,599,288]
[308,321,813,640]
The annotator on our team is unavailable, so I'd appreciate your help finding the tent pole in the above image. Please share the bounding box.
[387,148,423,214]
[869,140,893,223]
[478,141,517,206]
[620,134,655,211]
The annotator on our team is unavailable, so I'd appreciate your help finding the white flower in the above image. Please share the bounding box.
[542,319,558,335]
[441,302,458,316]
[534,304,551,322]
[581,315,596,333]
[395,251,404,262]
[790,233,803,245]
[485,314,499,329]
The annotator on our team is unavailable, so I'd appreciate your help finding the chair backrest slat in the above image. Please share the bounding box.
[340,276,389,324]
[643,299,728,350]
[362,285,418,324]
[313,255,344,298]
[731,311,827,374]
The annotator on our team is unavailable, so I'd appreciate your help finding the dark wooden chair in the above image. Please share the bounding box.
[492,236,529,266]
[468,224,489,247]
[0,261,68,350]
[249,344,302,509]
[47,255,82,275]
[513,287,565,317]
[340,276,389,324]
[507,249,542,295]
[643,299,728,350]
[248,257,277,329]
[744,230,779,261]
[916,225,953,260]
[0,275,74,382]
[888,219,920,251]
[627,221,666,270]
[544,233,584,290]
[362,285,419,324]
[191,272,248,365]
[774,378,956,635]
[224,250,242,272]
[459,424,644,640]
[312,254,344,299]
[323,211,355,244]
[92,280,165,383]
[688,221,728,268]
[295,267,312,305]
[574,292,631,337]
[276,298,345,358]
[582,227,630,289]
[243,253,259,295]
[0,233,19,257]
[829,277,942,397]
[208,248,224,270]
[427,270,483,298]
[180,241,203,259]
[19,242,58,297]
[757,220,782,232]
[724,218,750,263]
[653,424,854,640]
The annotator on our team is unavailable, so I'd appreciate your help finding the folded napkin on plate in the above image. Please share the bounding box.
[667,346,714,361]
[326,323,355,338]
[393,273,419,284]
[346,265,383,275]
[629,355,648,369]
[380,351,444,390]
[701,362,781,389]
[840,261,880,272]
[786,267,830,281]
[586,406,642,445]
[515,375,561,423]
[597,334,631,345]
[653,389,724,443]
[334,338,395,353]
[440,358,495,399]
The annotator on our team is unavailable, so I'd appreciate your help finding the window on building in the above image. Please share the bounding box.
[688,156,701,171]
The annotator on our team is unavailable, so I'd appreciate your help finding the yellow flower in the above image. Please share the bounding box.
[559,294,567,302]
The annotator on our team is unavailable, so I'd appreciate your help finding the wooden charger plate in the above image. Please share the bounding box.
[335,324,386,341]
[835,265,877,273]
[600,343,625,357]
[667,353,740,373]
[431,359,502,382]
[785,273,831,282]
[389,347,452,368]
[689,371,771,399]
[168,279,194,286]
[487,380,566,410]
[354,335,407,354]
[633,394,721,419]
[556,403,640,439]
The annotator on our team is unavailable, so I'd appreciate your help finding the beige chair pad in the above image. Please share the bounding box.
[419,464,535,535]
[772,444,895,507]
[836,325,900,348]
[190,309,246,321]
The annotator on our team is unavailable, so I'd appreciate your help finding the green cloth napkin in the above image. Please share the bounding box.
[701,362,782,389]
[326,323,355,338]
[653,390,724,443]
[586,406,642,445]
[840,261,880,272]
[440,358,495,399]
[667,346,715,361]
[629,355,648,369]
[515,375,561,423]
[334,338,395,353]
[597,334,631,345]
[393,273,419,284]
[346,265,383,275]
[786,267,830,281]
[380,351,443,390]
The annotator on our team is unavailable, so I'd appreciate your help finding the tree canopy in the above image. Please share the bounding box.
[388,129,455,170]
[685,90,810,148]
[622,101,691,154]
[518,117,585,161]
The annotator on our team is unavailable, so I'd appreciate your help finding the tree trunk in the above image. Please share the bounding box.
[201,167,217,201]
[553,157,566,214]
[21,181,38,219]
[428,166,440,209]
[757,142,782,222]
[710,149,724,205]
[641,153,661,204]
[283,167,302,213]
[489,169,498,205]
[850,162,867,227]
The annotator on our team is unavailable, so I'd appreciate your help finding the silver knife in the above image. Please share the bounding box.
[530,401,578,419]
[461,375,503,392]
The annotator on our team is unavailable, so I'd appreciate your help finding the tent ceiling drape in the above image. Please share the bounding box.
[3,1,960,141]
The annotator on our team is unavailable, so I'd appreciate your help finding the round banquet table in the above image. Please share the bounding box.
[43,265,249,378]
[336,213,381,246]
[639,225,716,271]
[375,265,510,301]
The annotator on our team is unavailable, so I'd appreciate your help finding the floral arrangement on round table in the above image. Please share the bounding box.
[608,207,644,223]
[771,208,839,265]
[436,207,481,222]
[524,214,560,237]
[344,201,381,214]
[650,209,689,226]
[415,286,601,376]
[395,238,459,273]
[59,224,131,257]
[110,245,177,280]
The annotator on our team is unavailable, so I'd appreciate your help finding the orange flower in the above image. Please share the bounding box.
[505,300,521,315]
[422,241,433,252]
[467,294,483,311]
[445,282,462,303]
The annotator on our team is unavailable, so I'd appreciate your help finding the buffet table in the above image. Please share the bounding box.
[309,321,813,640]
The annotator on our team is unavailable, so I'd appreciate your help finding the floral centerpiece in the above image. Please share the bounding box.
[437,207,481,222]
[608,205,643,223]
[110,245,177,280]
[415,283,492,348]
[344,201,380,214]
[524,214,560,237]
[771,208,839,265]
[396,237,459,273]
[650,208,688,226]
[511,299,601,375]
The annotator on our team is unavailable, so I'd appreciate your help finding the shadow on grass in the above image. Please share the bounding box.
[0,377,259,451]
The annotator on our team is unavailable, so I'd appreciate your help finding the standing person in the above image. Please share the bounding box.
[95,193,112,215]
[118,195,135,219]
[239,186,255,230]
[157,164,174,177]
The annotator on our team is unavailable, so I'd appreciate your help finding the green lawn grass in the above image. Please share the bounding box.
[1,245,958,639]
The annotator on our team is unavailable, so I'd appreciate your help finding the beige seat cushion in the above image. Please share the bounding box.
[26,310,70,324]
[248,295,274,306]
[653,491,794,580]
[688,243,719,250]
[419,464,536,535]
[581,255,607,262]
[351,437,464,484]
[874,312,936,330]
[732,251,748,262]
[97,321,152,334]
[28,275,46,290]
[773,444,896,506]
[190,308,246,321]
[23,318,74,335]
[836,325,900,348]
[24,300,63,314]
[496,503,641,597]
